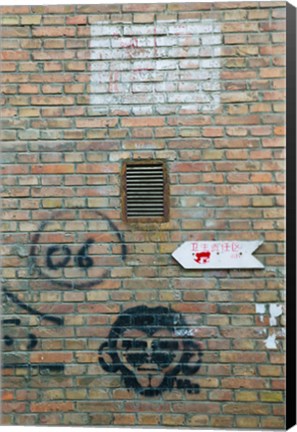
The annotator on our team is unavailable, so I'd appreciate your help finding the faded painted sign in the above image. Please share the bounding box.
[172,240,264,269]
[90,20,222,115]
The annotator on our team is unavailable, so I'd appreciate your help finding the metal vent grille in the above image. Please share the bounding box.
[122,161,169,222]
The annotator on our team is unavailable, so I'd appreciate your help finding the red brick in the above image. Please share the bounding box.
[2,391,14,401]
[2,403,27,413]
[76,118,118,128]
[76,164,119,174]
[223,403,270,415]
[0,51,29,61]
[123,3,165,11]
[171,162,213,172]
[31,164,74,174]
[174,303,217,313]
[32,27,75,37]
[202,127,224,137]
[31,402,74,413]
[222,378,267,389]
[173,402,220,414]
[66,15,87,25]
[121,117,165,127]
[0,6,30,13]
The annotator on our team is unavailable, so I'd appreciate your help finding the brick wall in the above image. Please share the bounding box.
[1,2,286,428]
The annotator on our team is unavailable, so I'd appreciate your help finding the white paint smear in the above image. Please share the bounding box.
[264,327,286,350]
[174,328,195,337]
[90,20,222,114]
[255,303,265,322]
[264,334,278,350]
[255,303,283,326]
[269,304,283,326]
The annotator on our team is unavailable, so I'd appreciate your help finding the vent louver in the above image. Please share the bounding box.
[122,161,169,222]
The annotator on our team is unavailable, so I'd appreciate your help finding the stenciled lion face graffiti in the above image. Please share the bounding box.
[99,305,203,397]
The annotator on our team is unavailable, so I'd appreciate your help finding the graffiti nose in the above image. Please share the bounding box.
[146,349,153,361]
[143,341,154,362]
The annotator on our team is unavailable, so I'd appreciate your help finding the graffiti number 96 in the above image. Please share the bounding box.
[46,239,94,271]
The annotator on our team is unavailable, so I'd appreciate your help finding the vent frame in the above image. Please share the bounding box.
[121,159,170,223]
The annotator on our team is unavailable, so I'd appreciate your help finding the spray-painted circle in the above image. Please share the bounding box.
[30,210,126,289]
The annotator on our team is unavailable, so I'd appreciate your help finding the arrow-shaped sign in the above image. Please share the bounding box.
[172,240,264,270]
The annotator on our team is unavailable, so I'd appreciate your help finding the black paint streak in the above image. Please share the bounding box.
[3,332,38,350]
[2,318,37,350]
[2,318,21,326]
[46,245,71,270]
[98,305,203,397]
[3,288,64,326]
[27,333,38,350]
[2,363,65,372]
[176,379,200,394]
[30,211,127,289]
[3,335,14,346]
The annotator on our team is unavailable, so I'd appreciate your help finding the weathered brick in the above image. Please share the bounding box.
[236,416,259,428]
[21,15,42,25]
[163,414,185,426]
[1,2,286,429]
[260,391,283,402]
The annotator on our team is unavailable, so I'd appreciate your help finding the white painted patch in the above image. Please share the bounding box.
[174,328,195,337]
[269,304,283,326]
[264,334,278,350]
[255,303,266,322]
[90,20,221,114]
[264,327,285,350]
[257,328,267,336]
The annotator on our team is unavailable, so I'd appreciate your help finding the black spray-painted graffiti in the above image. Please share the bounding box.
[46,239,95,271]
[3,210,127,373]
[2,287,64,372]
[3,288,64,325]
[3,318,37,350]
[99,305,203,397]
[29,211,126,289]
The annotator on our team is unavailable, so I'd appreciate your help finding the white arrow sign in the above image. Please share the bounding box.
[172,240,264,269]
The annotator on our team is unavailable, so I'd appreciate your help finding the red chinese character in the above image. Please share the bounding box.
[201,243,209,251]
[221,242,230,253]
[211,243,219,253]
[191,242,198,252]
[232,242,240,252]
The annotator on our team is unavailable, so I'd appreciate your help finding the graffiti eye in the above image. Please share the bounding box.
[151,340,178,368]
[126,352,148,368]
[123,339,148,368]
[151,351,176,369]
[157,340,178,351]
[123,339,147,351]
[131,340,147,351]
